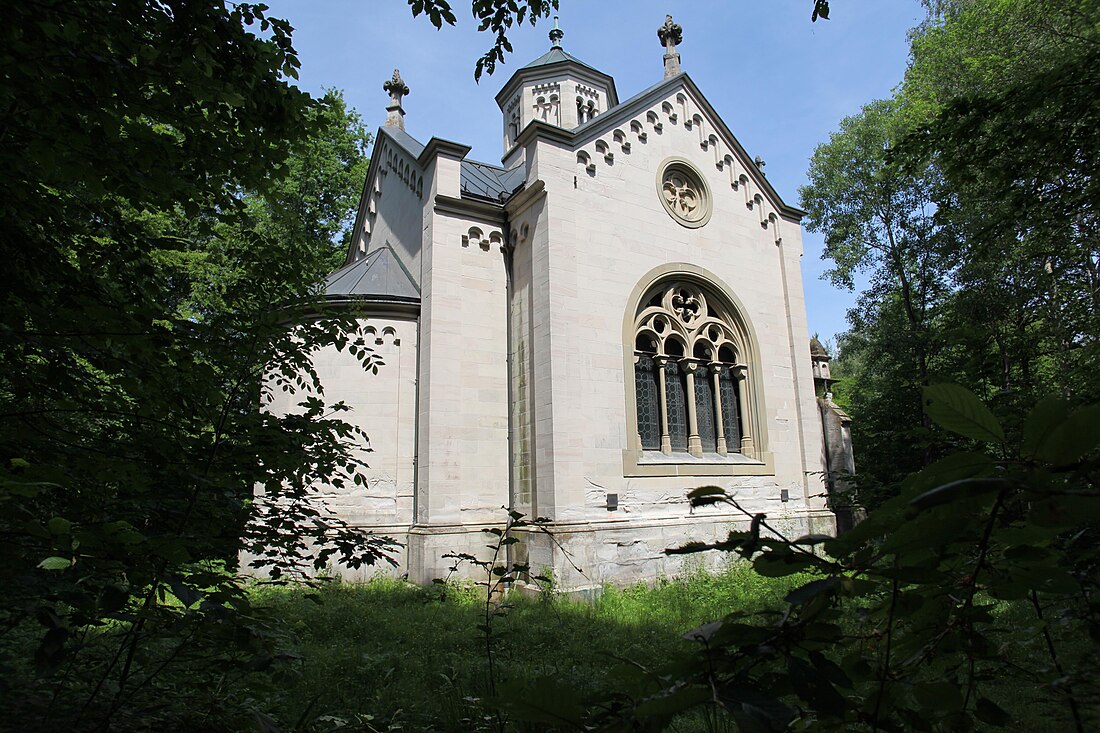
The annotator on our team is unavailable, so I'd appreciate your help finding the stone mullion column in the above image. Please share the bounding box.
[655,356,672,454]
[735,365,755,457]
[684,360,702,457]
[710,364,727,456]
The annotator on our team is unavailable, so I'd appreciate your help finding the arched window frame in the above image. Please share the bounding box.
[622,265,774,477]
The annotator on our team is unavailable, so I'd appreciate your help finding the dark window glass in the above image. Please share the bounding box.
[695,367,717,452]
[635,356,661,450]
[665,360,688,452]
[719,370,741,453]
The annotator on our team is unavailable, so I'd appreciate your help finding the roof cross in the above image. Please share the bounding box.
[383,69,410,130]
[657,15,683,78]
[549,15,563,48]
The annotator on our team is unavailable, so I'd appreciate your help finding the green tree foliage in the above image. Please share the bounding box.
[510,389,1100,732]
[0,2,390,729]
[800,100,954,503]
[802,0,1100,502]
[158,89,372,318]
[905,2,1100,406]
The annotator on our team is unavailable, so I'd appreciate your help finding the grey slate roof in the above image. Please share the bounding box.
[325,245,420,302]
[522,46,600,73]
[460,160,525,201]
[385,127,425,158]
[382,127,523,204]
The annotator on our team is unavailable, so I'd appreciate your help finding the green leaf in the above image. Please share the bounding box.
[792,533,833,545]
[912,681,963,712]
[880,510,971,553]
[716,684,795,732]
[37,556,72,571]
[902,451,997,495]
[909,477,1016,511]
[1036,404,1100,466]
[1029,495,1100,529]
[923,384,1004,443]
[975,697,1011,727]
[1021,396,1068,459]
[495,677,589,725]
[754,549,815,577]
[47,517,72,535]
[785,577,839,605]
[634,683,711,719]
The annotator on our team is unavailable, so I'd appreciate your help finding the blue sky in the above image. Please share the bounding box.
[263,1,925,344]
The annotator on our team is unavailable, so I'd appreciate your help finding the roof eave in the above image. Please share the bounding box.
[495,60,619,109]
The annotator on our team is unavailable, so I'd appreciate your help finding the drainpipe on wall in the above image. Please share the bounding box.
[502,227,516,574]
[411,315,421,527]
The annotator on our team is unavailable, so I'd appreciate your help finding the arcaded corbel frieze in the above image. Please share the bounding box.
[661,100,677,125]
[460,225,504,252]
[612,129,631,153]
[767,212,783,245]
[646,110,663,134]
[364,324,402,348]
[676,93,689,126]
[576,149,596,175]
[594,139,613,164]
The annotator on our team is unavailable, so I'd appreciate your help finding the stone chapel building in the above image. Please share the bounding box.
[285,17,846,589]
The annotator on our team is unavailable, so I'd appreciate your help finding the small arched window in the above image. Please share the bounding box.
[627,274,765,468]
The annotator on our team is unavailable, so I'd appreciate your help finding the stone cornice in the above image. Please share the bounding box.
[513,118,574,148]
[503,179,546,220]
[417,137,472,167]
[434,194,507,227]
[319,296,421,318]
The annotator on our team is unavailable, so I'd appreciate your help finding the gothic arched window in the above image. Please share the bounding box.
[627,274,767,472]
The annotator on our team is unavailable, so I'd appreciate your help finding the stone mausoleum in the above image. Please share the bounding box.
[276,17,854,589]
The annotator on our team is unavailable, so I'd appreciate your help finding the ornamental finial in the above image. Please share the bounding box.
[657,14,683,78]
[549,16,563,48]
[383,69,409,130]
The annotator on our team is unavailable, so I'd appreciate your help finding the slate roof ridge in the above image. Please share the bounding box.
[384,126,426,158]
[325,242,420,301]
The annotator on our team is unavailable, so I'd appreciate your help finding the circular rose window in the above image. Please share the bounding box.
[657,158,711,228]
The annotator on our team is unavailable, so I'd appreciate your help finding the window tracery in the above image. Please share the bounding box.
[632,280,752,458]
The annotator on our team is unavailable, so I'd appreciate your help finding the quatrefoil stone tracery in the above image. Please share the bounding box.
[657,159,711,228]
[670,289,701,324]
[663,173,698,217]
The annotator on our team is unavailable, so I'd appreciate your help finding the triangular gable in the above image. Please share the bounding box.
[344,127,428,267]
[517,73,802,244]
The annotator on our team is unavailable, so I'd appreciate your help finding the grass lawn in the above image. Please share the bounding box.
[250,562,807,731]
[3,560,1088,732]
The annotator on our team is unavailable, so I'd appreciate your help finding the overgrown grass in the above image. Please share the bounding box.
[250,562,808,731]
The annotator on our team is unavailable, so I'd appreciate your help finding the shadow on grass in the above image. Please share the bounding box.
[248,563,805,732]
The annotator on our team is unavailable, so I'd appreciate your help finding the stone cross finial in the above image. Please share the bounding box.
[383,69,409,130]
[549,15,563,48]
[657,14,683,78]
